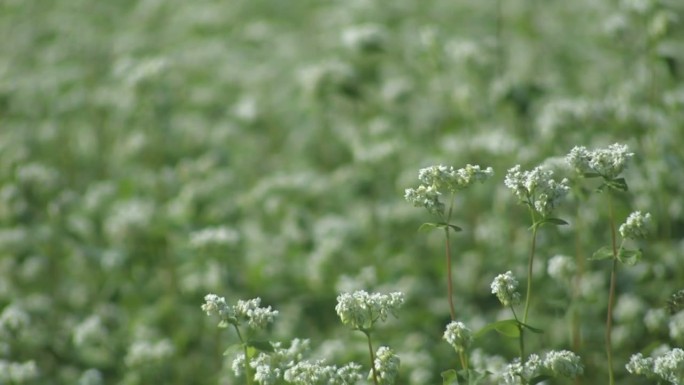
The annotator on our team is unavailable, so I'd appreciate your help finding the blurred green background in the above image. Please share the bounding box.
[1,0,683,384]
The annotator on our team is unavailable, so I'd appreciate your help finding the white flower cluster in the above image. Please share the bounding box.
[547,255,576,282]
[566,143,634,179]
[202,294,278,330]
[0,360,39,383]
[502,350,583,384]
[189,226,240,248]
[232,339,311,385]
[373,346,400,385]
[124,339,175,367]
[504,165,569,218]
[0,304,29,336]
[619,211,652,240]
[443,321,473,353]
[627,348,684,384]
[335,290,405,330]
[283,360,362,385]
[341,24,386,53]
[405,164,494,215]
[491,271,521,307]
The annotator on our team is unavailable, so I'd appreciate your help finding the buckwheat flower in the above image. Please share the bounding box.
[373,346,400,385]
[404,185,444,215]
[566,143,633,179]
[341,24,386,53]
[406,164,493,216]
[0,360,39,383]
[249,339,312,385]
[619,211,652,239]
[235,298,279,330]
[335,362,363,385]
[283,360,355,385]
[124,339,175,367]
[501,359,525,384]
[504,165,569,218]
[443,321,473,353]
[653,348,684,384]
[189,226,240,248]
[0,304,29,335]
[202,295,278,330]
[626,353,655,377]
[543,350,583,378]
[201,294,234,320]
[78,369,104,385]
[335,290,404,330]
[669,311,684,342]
[491,271,521,307]
[547,254,576,282]
[644,308,668,333]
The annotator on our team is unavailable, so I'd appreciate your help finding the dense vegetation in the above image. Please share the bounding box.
[1,0,683,384]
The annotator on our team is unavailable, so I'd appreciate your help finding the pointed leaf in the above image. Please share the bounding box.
[520,322,544,334]
[447,223,463,232]
[606,178,629,192]
[247,340,275,353]
[418,222,439,232]
[589,246,614,261]
[475,319,520,338]
[529,375,553,385]
[441,369,459,385]
[618,248,642,266]
[543,217,569,226]
[222,343,242,357]
[462,369,489,385]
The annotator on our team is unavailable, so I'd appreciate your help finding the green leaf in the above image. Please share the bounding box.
[606,178,629,192]
[441,369,459,385]
[446,223,463,232]
[222,344,242,357]
[618,248,642,266]
[589,246,614,261]
[475,319,520,338]
[542,217,569,226]
[461,369,489,385]
[246,340,275,353]
[529,375,553,385]
[418,222,439,232]
[520,322,544,334]
[582,172,602,178]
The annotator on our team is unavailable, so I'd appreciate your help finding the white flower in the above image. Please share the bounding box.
[202,294,278,330]
[619,211,652,239]
[335,290,404,330]
[491,271,521,307]
[547,255,576,281]
[443,321,473,353]
[566,143,633,179]
[504,165,569,217]
[373,346,400,385]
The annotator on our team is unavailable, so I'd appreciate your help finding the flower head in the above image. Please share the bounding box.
[405,164,493,216]
[627,348,684,384]
[373,346,400,385]
[566,143,633,179]
[202,294,278,330]
[491,271,521,307]
[335,291,404,330]
[443,321,473,353]
[619,211,652,240]
[504,165,569,218]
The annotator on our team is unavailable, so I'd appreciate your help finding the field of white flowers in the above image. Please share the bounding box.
[1,0,683,384]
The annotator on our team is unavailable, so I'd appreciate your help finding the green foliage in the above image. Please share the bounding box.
[0,0,683,384]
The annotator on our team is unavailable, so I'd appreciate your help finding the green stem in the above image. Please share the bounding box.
[445,227,456,321]
[458,351,468,371]
[606,196,618,385]
[522,219,539,325]
[444,195,457,321]
[233,325,253,385]
[511,305,525,361]
[363,330,379,385]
